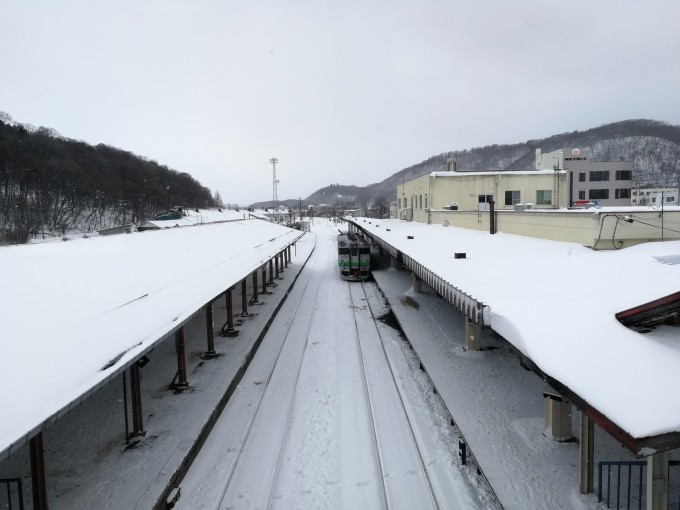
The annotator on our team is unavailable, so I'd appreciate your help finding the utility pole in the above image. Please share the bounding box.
[270,157,279,221]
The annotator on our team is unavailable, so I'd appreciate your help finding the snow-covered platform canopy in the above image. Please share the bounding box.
[347,217,680,456]
[0,219,304,461]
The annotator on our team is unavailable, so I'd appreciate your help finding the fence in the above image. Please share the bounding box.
[0,478,24,510]
[598,460,680,510]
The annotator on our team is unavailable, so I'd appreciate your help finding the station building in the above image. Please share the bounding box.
[395,157,680,249]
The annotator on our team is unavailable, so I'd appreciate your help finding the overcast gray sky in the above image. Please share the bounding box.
[2,1,679,205]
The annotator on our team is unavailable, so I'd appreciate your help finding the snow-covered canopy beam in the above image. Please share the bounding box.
[346,217,680,457]
[0,219,304,461]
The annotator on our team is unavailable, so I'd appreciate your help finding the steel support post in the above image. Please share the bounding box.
[251,270,259,303]
[275,255,281,279]
[226,288,234,330]
[261,265,270,294]
[241,279,249,316]
[268,259,275,285]
[221,288,239,337]
[29,432,48,510]
[279,252,284,273]
[646,451,669,510]
[204,301,217,358]
[284,246,289,267]
[173,327,189,390]
[579,412,594,494]
[129,362,145,436]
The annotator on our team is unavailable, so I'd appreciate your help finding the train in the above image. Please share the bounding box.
[337,232,371,281]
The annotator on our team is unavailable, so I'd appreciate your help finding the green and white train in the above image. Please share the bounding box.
[337,232,371,281]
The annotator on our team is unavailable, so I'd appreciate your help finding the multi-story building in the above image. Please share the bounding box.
[395,158,680,248]
[632,187,679,206]
[535,148,633,207]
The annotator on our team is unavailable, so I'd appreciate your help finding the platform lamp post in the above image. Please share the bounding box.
[270,157,279,221]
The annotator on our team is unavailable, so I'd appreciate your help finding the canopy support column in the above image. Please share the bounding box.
[464,316,481,351]
[172,327,189,391]
[268,259,275,286]
[204,301,217,358]
[261,265,270,294]
[221,288,238,337]
[412,273,421,293]
[543,388,572,441]
[129,362,145,436]
[646,451,669,510]
[240,279,250,316]
[579,412,594,494]
[30,432,48,510]
[251,271,259,304]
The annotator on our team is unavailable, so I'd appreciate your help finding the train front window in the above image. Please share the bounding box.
[351,249,359,256]
[360,248,370,254]
[339,248,350,255]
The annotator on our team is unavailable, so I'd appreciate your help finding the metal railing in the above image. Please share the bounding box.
[0,478,24,510]
[598,460,680,510]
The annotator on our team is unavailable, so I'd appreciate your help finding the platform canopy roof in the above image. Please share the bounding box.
[349,217,680,456]
[0,219,304,461]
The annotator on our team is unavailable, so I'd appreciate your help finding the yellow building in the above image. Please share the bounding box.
[396,168,680,249]
[397,168,567,222]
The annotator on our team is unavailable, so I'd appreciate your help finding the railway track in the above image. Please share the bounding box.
[347,281,440,509]
[177,224,499,510]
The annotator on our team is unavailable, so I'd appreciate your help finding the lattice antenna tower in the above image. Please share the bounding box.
[270,157,279,211]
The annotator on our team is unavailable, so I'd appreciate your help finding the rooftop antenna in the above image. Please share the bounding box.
[270,157,279,212]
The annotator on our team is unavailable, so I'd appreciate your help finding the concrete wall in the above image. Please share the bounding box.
[426,208,680,248]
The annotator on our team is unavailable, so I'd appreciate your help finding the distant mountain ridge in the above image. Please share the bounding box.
[261,119,680,209]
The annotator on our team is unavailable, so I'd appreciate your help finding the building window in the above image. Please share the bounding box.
[398,198,401,210]
[615,170,632,180]
[667,196,675,203]
[590,171,610,182]
[589,189,610,200]
[425,195,428,209]
[578,172,586,182]
[505,190,520,205]
[536,190,552,205]
[578,190,586,200]
[615,189,631,199]
[478,194,493,203]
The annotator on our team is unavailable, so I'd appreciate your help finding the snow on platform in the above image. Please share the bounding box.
[0,219,304,461]
[349,218,680,449]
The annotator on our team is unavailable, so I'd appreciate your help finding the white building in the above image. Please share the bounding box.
[536,148,634,207]
[632,187,679,206]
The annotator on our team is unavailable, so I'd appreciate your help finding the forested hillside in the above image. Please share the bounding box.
[300,119,680,209]
[0,113,215,244]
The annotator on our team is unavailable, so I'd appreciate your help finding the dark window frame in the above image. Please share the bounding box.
[505,190,520,205]
[589,189,610,200]
[589,171,610,182]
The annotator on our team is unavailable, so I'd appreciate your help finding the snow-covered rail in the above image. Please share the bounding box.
[348,282,440,509]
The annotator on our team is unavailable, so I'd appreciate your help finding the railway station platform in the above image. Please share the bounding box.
[372,262,680,510]
[0,230,316,510]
